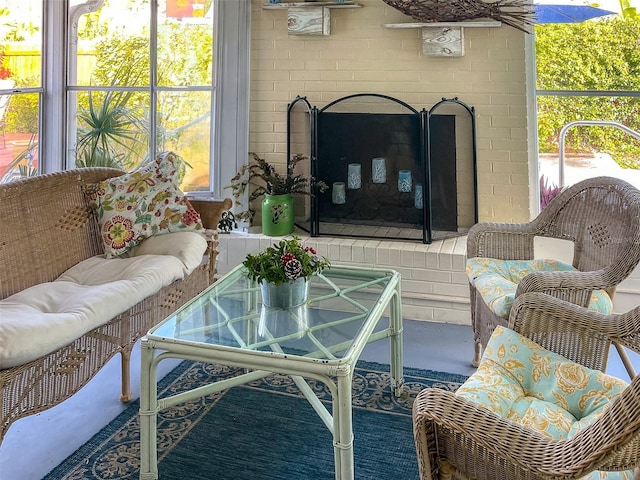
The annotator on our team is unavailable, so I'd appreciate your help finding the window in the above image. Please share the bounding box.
[69,0,215,192]
[0,0,252,196]
[0,0,43,183]
[534,8,640,198]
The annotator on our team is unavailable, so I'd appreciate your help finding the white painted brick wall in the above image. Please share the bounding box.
[247,0,532,224]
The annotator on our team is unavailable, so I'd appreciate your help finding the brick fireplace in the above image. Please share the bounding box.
[287,94,478,243]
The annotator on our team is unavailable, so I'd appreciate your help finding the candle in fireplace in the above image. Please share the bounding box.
[347,163,361,189]
[415,183,423,209]
[398,170,412,192]
[332,182,346,204]
[372,157,386,183]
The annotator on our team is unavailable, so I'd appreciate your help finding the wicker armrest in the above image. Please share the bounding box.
[188,197,233,230]
[516,268,611,291]
[188,197,233,283]
[413,388,561,478]
[510,292,640,373]
[514,268,613,305]
[413,386,640,480]
[466,221,538,259]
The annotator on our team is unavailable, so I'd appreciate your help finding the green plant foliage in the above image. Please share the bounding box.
[242,236,330,285]
[75,87,146,170]
[228,153,329,223]
[1,133,38,182]
[157,25,213,87]
[620,0,638,19]
[17,164,37,177]
[3,84,38,134]
[91,39,148,86]
[218,210,237,234]
[536,17,640,167]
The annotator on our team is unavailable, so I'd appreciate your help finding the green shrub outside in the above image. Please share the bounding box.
[536,17,640,168]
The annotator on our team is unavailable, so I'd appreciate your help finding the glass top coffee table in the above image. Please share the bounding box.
[139,264,404,480]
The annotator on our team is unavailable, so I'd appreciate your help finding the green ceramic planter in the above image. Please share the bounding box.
[261,193,294,236]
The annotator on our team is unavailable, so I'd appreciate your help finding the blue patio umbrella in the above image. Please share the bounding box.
[534,1,617,23]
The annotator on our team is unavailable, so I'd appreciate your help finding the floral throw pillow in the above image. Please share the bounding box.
[86,152,203,258]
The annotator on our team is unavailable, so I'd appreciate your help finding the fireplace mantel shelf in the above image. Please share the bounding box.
[383,20,501,58]
[262,1,362,8]
[262,2,363,36]
[383,20,501,29]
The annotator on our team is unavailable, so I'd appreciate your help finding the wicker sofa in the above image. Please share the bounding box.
[0,167,231,444]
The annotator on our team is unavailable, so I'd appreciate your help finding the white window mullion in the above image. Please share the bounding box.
[42,0,68,173]
[65,0,104,170]
[149,0,158,158]
[213,0,251,198]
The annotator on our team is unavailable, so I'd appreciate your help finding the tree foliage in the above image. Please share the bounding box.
[535,17,640,167]
[73,8,214,170]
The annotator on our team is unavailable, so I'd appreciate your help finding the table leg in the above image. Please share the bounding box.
[139,341,159,480]
[333,374,354,480]
[390,281,404,396]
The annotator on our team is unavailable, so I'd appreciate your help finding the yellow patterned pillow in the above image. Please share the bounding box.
[458,329,634,480]
[457,326,628,440]
[86,152,203,258]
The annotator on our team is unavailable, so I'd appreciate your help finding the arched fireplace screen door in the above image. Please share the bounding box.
[287,93,478,244]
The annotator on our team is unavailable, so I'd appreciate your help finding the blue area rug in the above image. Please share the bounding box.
[44,360,467,480]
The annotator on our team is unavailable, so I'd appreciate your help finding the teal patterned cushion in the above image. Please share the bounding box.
[466,258,613,319]
[457,326,632,480]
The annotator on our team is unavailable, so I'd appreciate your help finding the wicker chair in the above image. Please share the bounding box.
[467,176,640,366]
[413,292,640,480]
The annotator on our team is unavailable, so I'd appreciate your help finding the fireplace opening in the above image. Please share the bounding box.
[287,94,477,243]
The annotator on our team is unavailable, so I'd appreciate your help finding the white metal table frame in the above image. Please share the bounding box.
[139,264,404,480]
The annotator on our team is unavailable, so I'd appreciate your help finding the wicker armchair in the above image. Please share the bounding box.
[413,292,640,480]
[467,176,640,366]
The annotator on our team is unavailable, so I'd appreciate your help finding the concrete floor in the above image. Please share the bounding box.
[0,319,636,480]
[538,152,640,190]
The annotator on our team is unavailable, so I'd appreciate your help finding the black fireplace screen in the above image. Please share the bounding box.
[287,94,477,244]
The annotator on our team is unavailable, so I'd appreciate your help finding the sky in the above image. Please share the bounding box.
[534,0,637,13]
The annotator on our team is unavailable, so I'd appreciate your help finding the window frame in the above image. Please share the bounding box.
[39,0,250,198]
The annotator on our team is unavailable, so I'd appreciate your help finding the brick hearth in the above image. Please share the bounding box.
[215,229,471,325]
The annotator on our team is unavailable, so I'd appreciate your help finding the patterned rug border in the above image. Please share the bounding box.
[44,359,468,479]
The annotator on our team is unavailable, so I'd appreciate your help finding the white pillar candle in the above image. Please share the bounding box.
[372,157,386,183]
[347,163,361,189]
[398,170,412,192]
[414,183,423,209]
[332,182,346,204]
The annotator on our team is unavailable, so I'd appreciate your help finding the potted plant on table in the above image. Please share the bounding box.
[243,236,330,308]
[228,153,328,236]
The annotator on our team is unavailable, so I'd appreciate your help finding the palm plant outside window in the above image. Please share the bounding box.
[68,0,214,192]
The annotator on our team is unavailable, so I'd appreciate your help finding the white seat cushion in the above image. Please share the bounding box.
[0,231,207,369]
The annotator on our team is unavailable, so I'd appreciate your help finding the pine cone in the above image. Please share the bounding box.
[284,259,303,280]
